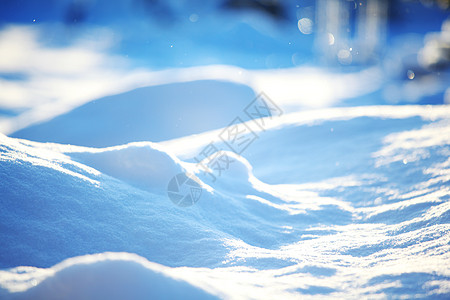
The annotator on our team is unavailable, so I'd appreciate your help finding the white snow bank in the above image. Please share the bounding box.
[67,142,189,192]
[0,252,218,300]
[0,133,232,269]
[161,104,450,158]
[194,151,255,193]
[0,133,100,185]
[11,80,257,147]
[1,104,450,299]
[0,25,383,137]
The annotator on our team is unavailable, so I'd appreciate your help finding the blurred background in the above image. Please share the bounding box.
[1,0,448,68]
[0,0,449,145]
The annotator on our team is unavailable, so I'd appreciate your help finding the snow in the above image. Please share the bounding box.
[1,2,450,299]
[0,25,382,139]
[68,142,188,192]
[0,253,218,300]
[1,103,450,299]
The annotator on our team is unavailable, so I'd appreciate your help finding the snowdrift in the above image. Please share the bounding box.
[11,80,256,147]
[1,105,450,299]
[0,252,218,300]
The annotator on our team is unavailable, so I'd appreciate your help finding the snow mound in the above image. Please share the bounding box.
[195,151,255,192]
[0,133,100,185]
[0,134,231,269]
[0,252,218,300]
[11,80,256,147]
[1,105,450,298]
[67,142,189,193]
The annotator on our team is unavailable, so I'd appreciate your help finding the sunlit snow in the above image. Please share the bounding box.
[0,1,449,299]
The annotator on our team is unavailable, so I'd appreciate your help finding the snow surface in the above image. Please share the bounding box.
[1,5,450,299]
[0,252,218,300]
[0,25,383,138]
[1,104,449,299]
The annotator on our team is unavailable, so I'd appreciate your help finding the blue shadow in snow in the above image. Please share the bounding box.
[12,80,256,147]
